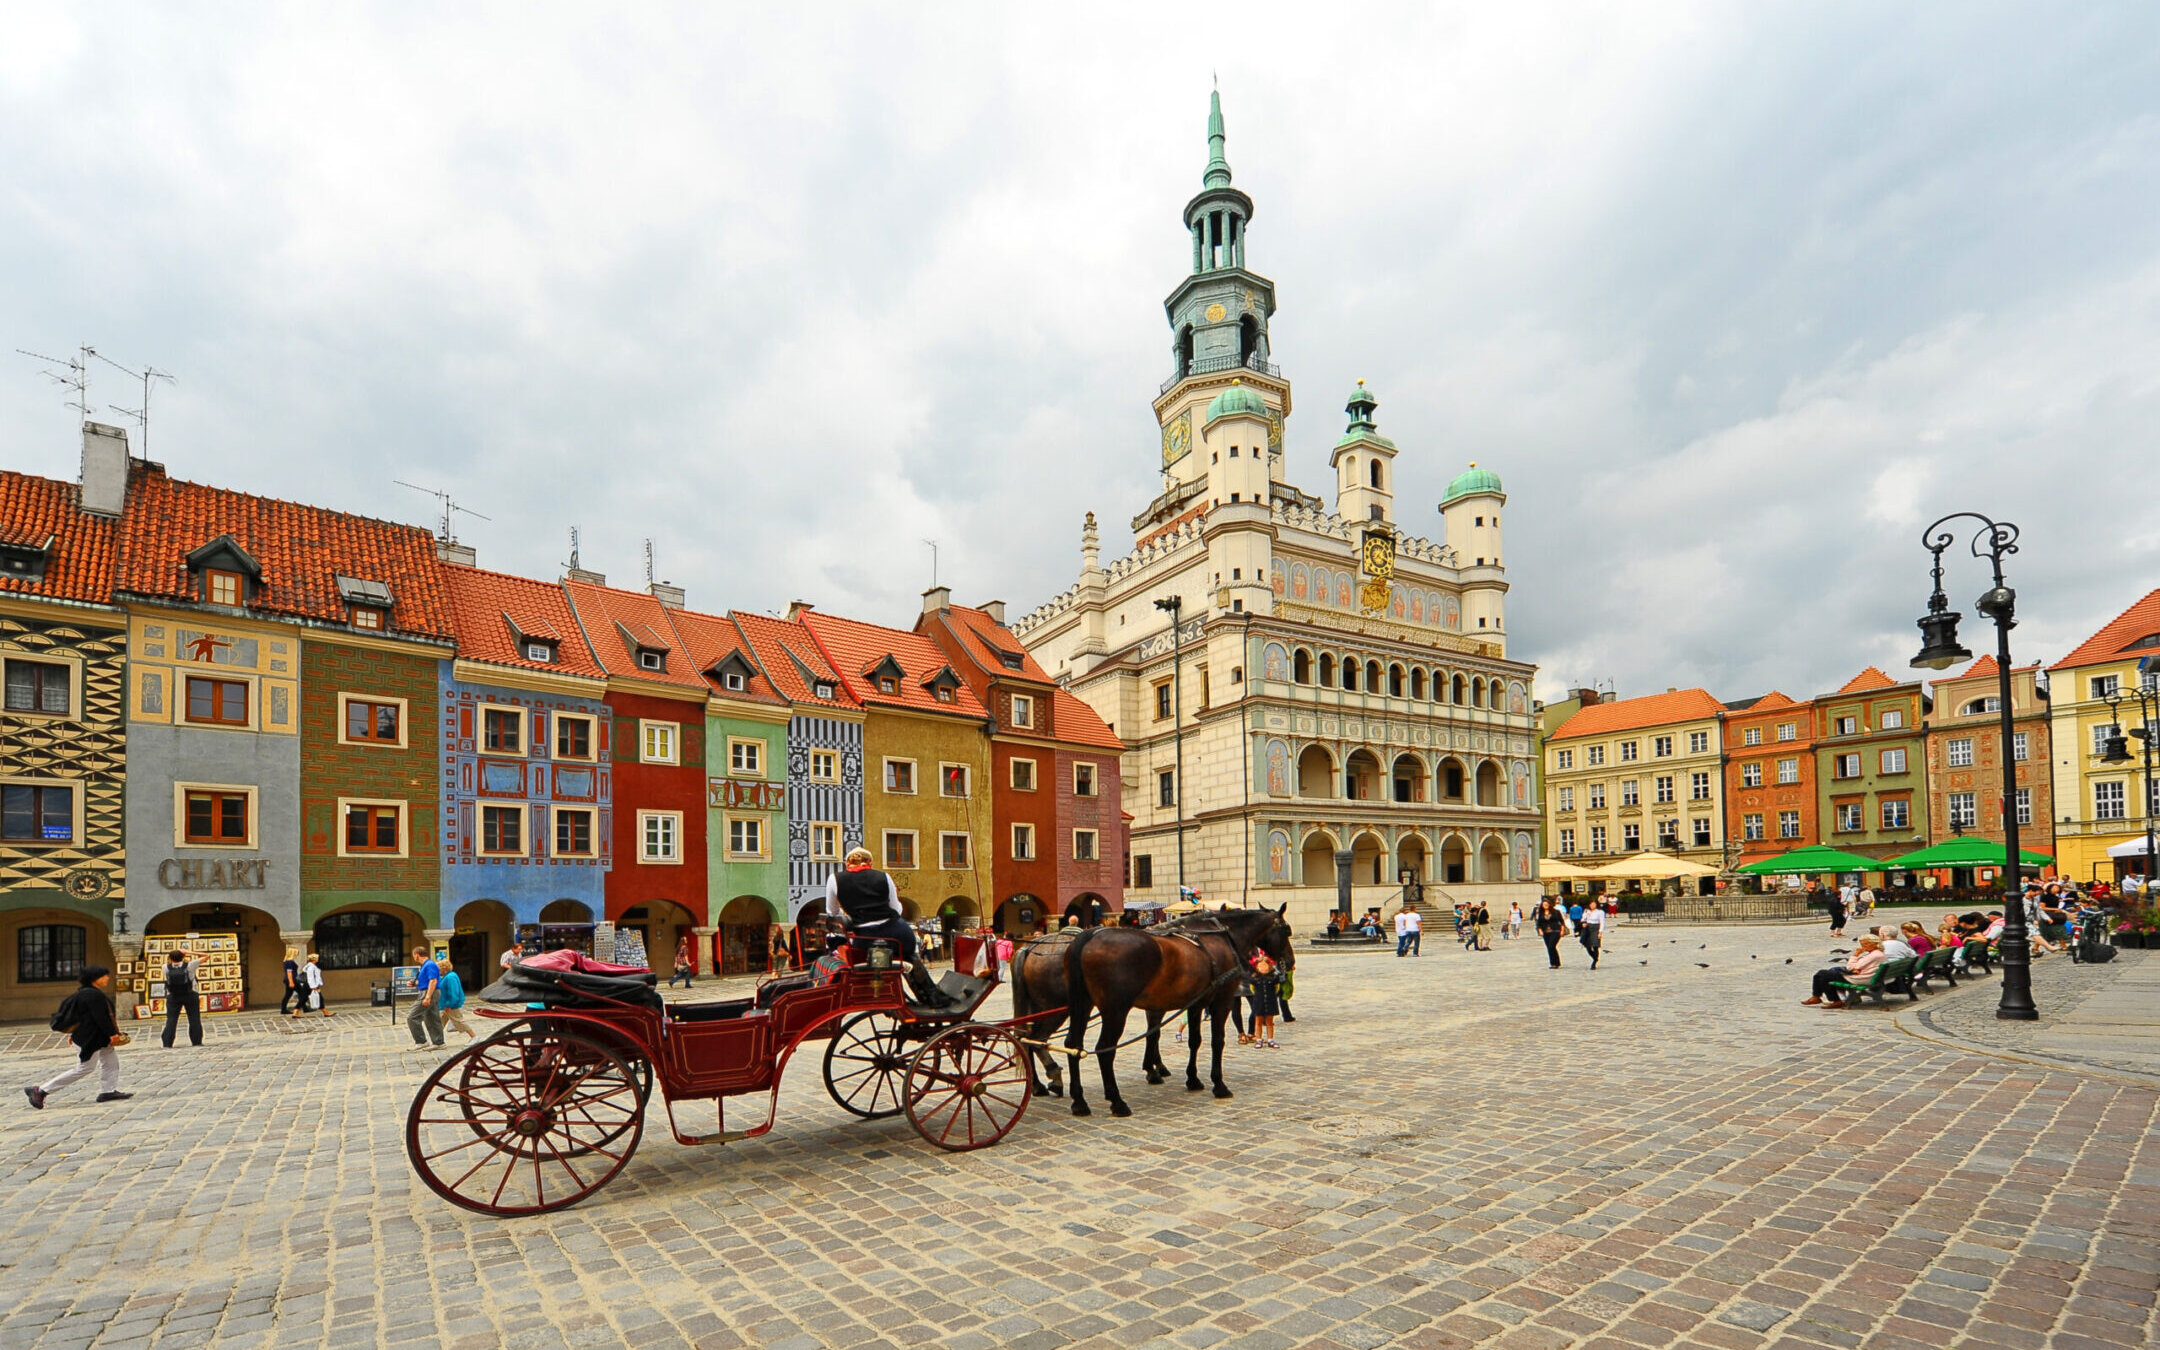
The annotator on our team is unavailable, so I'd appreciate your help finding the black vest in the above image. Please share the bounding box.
[832,869,896,927]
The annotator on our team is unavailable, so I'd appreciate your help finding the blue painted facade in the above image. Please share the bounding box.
[439,663,612,925]
[783,712,865,921]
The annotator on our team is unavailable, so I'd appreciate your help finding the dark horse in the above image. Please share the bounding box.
[1011,930,1184,1098]
[1060,905,1292,1118]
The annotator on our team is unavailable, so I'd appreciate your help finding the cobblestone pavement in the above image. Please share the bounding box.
[4,922,2155,1350]
[1901,945,2160,1081]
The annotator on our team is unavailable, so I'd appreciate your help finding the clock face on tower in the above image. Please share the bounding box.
[1204,302,1227,324]
[1161,410,1192,467]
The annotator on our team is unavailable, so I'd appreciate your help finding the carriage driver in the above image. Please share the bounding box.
[826,848,953,1007]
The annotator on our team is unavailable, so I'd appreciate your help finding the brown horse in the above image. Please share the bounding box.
[1012,931,1180,1098]
[1060,905,1292,1117]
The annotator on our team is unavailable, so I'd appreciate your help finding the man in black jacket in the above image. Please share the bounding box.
[161,948,205,1048]
[825,848,950,1006]
[24,965,132,1108]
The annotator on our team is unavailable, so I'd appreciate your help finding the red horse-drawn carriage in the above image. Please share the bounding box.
[405,937,1029,1215]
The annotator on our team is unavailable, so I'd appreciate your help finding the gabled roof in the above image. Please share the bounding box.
[0,470,117,606]
[664,607,787,707]
[560,580,707,690]
[940,605,1056,683]
[115,467,454,639]
[802,610,988,718]
[2051,588,2160,671]
[731,611,859,709]
[1736,690,1801,714]
[440,564,604,678]
[1833,666,1897,695]
[1549,688,1725,741]
[1054,689,1124,751]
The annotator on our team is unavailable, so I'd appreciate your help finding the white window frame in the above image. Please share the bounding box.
[939,762,972,798]
[1834,716,1857,736]
[1880,748,1906,775]
[1622,779,1640,807]
[1880,710,1904,729]
[477,802,528,859]
[1653,776,1672,805]
[1743,727,1761,747]
[1947,792,1977,829]
[480,703,528,756]
[1072,828,1099,862]
[1589,825,1606,852]
[1777,723,1796,741]
[1,653,83,721]
[1586,746,1604,767]
[1588,783,1606,810]
[639,720,680,766]
[1743,812,1763,841]
[1653,736,1674,758]
[2092,724,2117,757]
[2011,732,2029,763]
[883,829,919,870]
[1655,819,1678,848]
[1779,811,1801,839]
[727,736,765,777]
[2095,781,2126,821]
[1010,693,1034,729]
[335,796,408,859]
[551,806,597,858]
[553,711,598,761]
[637,809,684,863]
[809,821,841,861]
[2092,674,2120,700]
[1777,758,1799,785]
[2016,787,2033,826]
[1741,763,1762,788]
[1072,761,1097,796]
[1555,749,1574,770]
[1691,818,1711,847]
[1010,823,1035,860]
[1835,753,1861,780]
[1835,802,1863,833]
[1880,799,1910,831]
[1623,822,1642,851]
[810,749,840,783]
[173,781,258,850]
[939,831,972,870]
[1688,731,1710,754]
[1618,740,1638,763]
[336,692,410,749]
[883,757,917,794]
[524,640,554,664]
[1557,828,1575,855]
[1556,785,1574,812]
[1010,757,1038,792]
[725,814,767,860]
[1947,738,1974,768]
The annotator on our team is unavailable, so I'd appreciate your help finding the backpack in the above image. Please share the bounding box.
[437,970,466,1010]
[164,961,193,996]
[49,995,78,1035]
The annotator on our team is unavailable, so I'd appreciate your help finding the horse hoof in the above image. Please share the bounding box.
[1071,1100,1092,1117]
[1047,1084,1063,1099]
[1212,1085,1234,1100]
[1110,1101,1132,1118]
[1186,1080,1204,1092]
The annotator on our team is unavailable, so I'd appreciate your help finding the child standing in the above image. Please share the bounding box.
[1246,954,1284,1048]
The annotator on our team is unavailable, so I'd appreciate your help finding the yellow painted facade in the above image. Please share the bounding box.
[2048,655,2158,885]
[861,706,994,920]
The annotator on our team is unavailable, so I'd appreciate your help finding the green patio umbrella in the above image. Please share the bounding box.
[1734,844,1885,875]
[1885,838,2053,869]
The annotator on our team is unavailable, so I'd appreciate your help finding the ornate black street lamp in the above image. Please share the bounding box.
[2099,655,2160,897]
[1912,512,2037,1020]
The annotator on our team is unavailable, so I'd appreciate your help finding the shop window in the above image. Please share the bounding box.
[17,923,86,983]
[314,911,405,970]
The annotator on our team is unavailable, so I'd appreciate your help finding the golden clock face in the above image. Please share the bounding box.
[1361,531,1396,581]
[1161,411,1192,467]
[1204,302,1227,324]
[1267,407,1284,456]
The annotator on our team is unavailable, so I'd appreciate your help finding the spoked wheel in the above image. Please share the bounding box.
[476,1018,653,1109]
[903,1023,1032,1152]
[823,1011,911,1119]
[409,1027,644,1215]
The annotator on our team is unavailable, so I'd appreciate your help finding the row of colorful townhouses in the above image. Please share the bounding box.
[1537,585,2160,892]
[0,425,1124,1019]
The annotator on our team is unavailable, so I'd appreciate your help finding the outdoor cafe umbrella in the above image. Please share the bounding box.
[1587,850,1719,880]
[1734,844,1883,876]
[1885,838,2053,869]
[1536,859,1602,881]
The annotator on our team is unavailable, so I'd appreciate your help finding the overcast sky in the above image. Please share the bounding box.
[4,4,2157,704]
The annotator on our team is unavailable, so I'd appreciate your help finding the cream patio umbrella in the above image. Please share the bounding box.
[1587,850,1719,880]
[1536,859,1603,881]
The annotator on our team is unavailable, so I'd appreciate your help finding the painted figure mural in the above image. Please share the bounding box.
[1267,829,1290,883]
[1264,739,1289,796]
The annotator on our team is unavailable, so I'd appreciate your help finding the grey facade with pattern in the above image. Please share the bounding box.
[784,713,864,921]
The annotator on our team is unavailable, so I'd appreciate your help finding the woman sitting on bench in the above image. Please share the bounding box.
[1802,935,1882,1008]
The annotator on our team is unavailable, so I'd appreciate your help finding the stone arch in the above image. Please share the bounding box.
[1479,835,1509,882]
[450,899,514,993]
[1343,749,1383,802]
[1299,830,1339,887]
[619,898,698,971]
[717,895,778,975]
[1452,673,1466,704]
[1297,744,1337,798]
[1351,831,1387,886]
[1439,755,1469,803]
[1390,752,1427,803]
[1410,668,1427,700]
[301,900,427,1007]
[1396,832,1430,884]
[1292,648,1312,684]
[1365,659,1382,692]
[1388,663,1406,698]
[1,905,115,1022]
[937,895,980,940]
[540,898,594,924]
[1439,833,1471,885]
[995,894,1046,938]
[1062,893,1111,928]
[1476,759,1502,807]
[1341,656,1359,692]
[1471,677,1487,708]
[1319,653,1336,687]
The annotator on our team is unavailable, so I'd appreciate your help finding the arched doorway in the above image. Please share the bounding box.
[718,895,776,976]
[1300,831,1339,888]
[1390,754,1426,803]
[1441,835,1469,885]
[1479,837,1509,882]
[1351,832,1386,886]
[147,902,286,1012]
[619,899,698,973]
[450,899,514,995]
[936,895,979,944]
[1062,893,1110,928]
[1297,746,1335,798]
[1475,761,1502,807]
[1344,750,1382,802]
[994,894,1045,938]
[1,906,114,1022]
[1397,834,1430,884]
[536,898,595,955]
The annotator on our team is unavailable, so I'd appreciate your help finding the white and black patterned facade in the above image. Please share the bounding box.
[784,713,864,920]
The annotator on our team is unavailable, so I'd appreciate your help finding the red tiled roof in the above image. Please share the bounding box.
[1550,688,1725,740]
[1741,690,1800,713]
[944,604,1055,683]
[1053,688,1123,750]
[666,607,787,706]
[441,564,604,678]
[559,580,707,691]
[802,610,987,718]
[731,611,859,710]
[2051,587,2160,671]
[1834,666,1896,694]
[115,467,454,639]
[0,471,117,606]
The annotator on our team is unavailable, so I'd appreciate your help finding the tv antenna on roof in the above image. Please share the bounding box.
[91,351,174,460]
[395,480,491,543]
[643,538,656,587]
[17,345,94,422]
[567,525,581,571]
[923,538,939,588]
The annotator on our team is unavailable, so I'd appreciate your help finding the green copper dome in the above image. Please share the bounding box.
[1205,378,1270,426]
[1443,463,1504,504]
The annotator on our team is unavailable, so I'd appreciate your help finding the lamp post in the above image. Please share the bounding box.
[2099,655,2160,897]
[1154,595,1187,895]
[1911,511,2037,1020]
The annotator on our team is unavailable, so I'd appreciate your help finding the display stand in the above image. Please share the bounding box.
[136,932,245,1018]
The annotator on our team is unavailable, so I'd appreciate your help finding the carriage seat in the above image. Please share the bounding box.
[666,996,759,1023]
[910,970,990,1014]
[756,971,816,1007]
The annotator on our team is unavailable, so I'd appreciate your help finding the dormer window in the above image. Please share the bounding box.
[707,651,758,695]
[0,534,54,584]
[815,681,835,700]
[187,535,263,609]
[350,607,385,631]
[723,672,745,691]
[334,576,395,631]
[638,650,664,672]
[935,686,956,703]
[878,677,897,694]
[208,569,243,606]
[525,641,555,663]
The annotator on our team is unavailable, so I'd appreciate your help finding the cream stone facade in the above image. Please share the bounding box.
[1012,95,1541,932]
[1545,688,1730,881]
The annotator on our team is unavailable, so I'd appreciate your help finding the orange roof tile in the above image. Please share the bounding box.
[2051,587,2160,671]
[560,580,707,691]
[115,467,454,639]
[0,471,117,607]
[1549,688,1725,740]
[802,610,987,718]
[665,607,787,706]
[731,611,858,710]
[1834,666,1896,694]
[943,604,1056,683]
[1053,688,1124,751]
[442,564,605,678]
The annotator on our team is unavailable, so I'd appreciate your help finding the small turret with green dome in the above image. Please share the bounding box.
[1443,462,1505,505]
[1333,378,1395,451]
[1205,377,1270,427]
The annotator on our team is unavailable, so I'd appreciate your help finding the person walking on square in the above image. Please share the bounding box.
[1824,882,1848,938]
[1472,901,1493,951]
[160,948,204,1048]
[436,961,478,1041]
[406,947,445,1050]
[669,933,696,989]
[1577,898,1605,969]
[302,953,333,1017]
[24,966,131,1108]
[280,947,304,1016]
[1535,898,1567,969]
[1506,902,1523,940]
[1394,905,1420,957]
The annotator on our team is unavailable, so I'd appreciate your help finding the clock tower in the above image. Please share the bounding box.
[1143,91,1292,528]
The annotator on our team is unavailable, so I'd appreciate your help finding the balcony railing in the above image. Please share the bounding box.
[1160,353,1283,396]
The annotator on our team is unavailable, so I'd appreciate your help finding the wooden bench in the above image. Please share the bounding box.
[1828,956,1919,1006]
[1961,938,1994,974]
[1910,946,1960,993]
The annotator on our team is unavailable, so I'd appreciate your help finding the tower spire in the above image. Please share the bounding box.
[1204,89,1233,188]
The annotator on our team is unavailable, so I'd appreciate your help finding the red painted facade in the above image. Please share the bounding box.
[599,685,708,924]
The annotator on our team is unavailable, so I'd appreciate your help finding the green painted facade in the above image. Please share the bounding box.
[705,701,790,923]
[299,637,443,927]
[1813,679,1930,861]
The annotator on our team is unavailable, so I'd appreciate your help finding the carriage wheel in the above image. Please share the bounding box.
[459,1021,646,1157]
[823,1012,911,1120]
[903,1024,1032,1152]
[408,1026,644,1215]
[476,1018,651,1108]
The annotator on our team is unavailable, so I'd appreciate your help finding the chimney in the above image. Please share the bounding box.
[1572,687,1600,707]
[79,422,129,518]
[649,580,686,609]
[565,566,607,585]
[1666,686,1678,694]
[786,599,815,621]
[436,540,477,567]
[980,599,1006,625]
[922,585,951,615]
